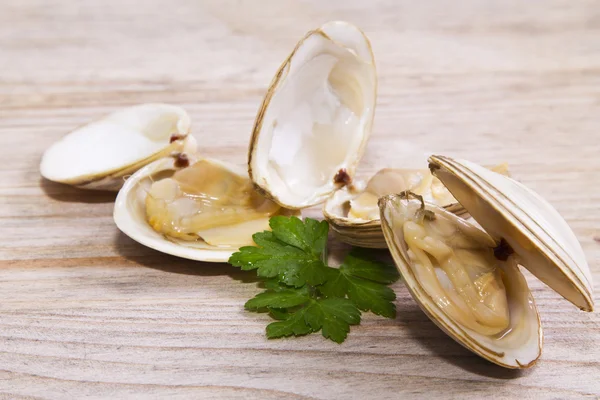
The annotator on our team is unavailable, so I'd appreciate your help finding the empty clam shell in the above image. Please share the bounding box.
[41,103,194,190]
[248,21,376,209]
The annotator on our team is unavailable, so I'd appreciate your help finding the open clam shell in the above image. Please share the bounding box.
[114,155,295,263]
[324,164,509,249]
[379,193,542,368]
[248,21,376,209]
[429,155,594,311]
[379,155,593,368]
[41,103,194,190]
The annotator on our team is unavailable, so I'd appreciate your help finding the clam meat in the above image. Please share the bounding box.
[145,158,283,247]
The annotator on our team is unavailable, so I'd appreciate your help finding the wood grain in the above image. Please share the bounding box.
[1,0,600,398]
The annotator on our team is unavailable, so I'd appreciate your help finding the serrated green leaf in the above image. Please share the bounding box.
[266,310,313,338]
[250,231,283,249]
[340,250,400,284]
[321,268,348,298]
[262,278,284,291]
[268,308,290,320]
[266,298,361,343]
[245,290,310,310]
[229,215,399,344]
[269,216,310,250]
[302,218,329,256]
[345,276,396,318]
[317,298,361,343]
[269,216,328,256]
[303,302,324,331]
[298,260,329,286]
[319,298,361,324]
[229,232,320,287]
[320,253,398,318]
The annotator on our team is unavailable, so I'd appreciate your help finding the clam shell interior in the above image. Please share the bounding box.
[322,164,509,248]
[248,21,376,209]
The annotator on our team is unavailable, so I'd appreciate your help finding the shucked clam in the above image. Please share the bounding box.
[323,163,509,248]
[114,154,294,262]
[379,155,594,368]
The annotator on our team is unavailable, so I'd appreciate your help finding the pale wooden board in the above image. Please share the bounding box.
[1,0,600,399]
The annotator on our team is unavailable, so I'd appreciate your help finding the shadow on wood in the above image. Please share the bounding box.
[40,177,117,203]
[112,230,260,283]
[395,298,534,379]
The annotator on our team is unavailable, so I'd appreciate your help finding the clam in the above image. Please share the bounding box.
[40,103,194,190]
[323,163,509,248]
[114,154,294,262]
[379,155,594,368]
[248,21,376,209]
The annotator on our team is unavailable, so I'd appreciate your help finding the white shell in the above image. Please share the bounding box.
[40,103,193,190]
[379,194,542,369]
[429,155,594,312]
[114,157,245,263]
[248,21,377,209]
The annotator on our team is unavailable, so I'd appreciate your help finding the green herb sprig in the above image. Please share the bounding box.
[229,216,400,343]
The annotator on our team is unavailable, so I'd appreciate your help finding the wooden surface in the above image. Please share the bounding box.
[1,1,600,398]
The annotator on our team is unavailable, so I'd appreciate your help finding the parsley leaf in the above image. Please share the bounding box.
[267,308,313,338]
[264,296,361,343]
[269,216,329,257]
[305,298,361,343]
[229,231,321,287]
[338,248,400,284]
[268,308,290,321]
[229,216,400,344]
[321,250,399,318]
[244,289,309,310]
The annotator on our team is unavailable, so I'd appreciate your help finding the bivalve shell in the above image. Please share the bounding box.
[40,103,194,190]
[378,155,593,368]
[428,155,594,311]
[248,21,377,209]
[379,193,542,369]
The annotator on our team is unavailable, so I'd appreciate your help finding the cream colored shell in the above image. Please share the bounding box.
[323,164,508,249]
[40,103,193,191]
[114,156,248,263]
[248,21,377,209]
[429,155,594,311]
